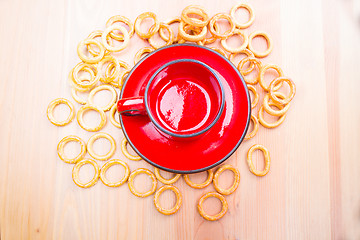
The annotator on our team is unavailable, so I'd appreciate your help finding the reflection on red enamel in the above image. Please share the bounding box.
[157,79,210,132]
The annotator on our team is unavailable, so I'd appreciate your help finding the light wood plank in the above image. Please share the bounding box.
[1,0,360,239]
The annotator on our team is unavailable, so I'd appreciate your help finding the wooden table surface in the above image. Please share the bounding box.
[1,0,360,239]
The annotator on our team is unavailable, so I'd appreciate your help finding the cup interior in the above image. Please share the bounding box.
[145,59,224,137]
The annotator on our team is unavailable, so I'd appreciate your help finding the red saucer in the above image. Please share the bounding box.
[119,44,250,173]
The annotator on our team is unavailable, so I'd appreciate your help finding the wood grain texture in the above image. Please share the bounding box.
[1,0,360,239]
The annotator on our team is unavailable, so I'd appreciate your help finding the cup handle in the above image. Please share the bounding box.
[117,96,147,116]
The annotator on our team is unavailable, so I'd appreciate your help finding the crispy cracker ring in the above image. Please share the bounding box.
[149,23,174,49]
[198,192,228,221]
[57,135,86,164]
[210,47,228,57]
[108,60,130,88]
[178,21,207,42]
[105,62,117,81]
[181,5,209,27]
[269,77,296,105]
[263,92,290,116]
[72,158,100,188]
[71,87,88,105]
[220,29,249,53]
[238,57,263,84]
[209,13,235,39]
[154,168,181,185]
[100,159,130,187]
[98,55,120,83]
[77,38,105,64]
[199,22,219,45]
[68,67,95,92]
[258,103,286,128]
[160,17,181,42]
[245,114,259,140]
[128,168,157,197]
[248,31,273,58]
[87,30,111,56]
[230,3,255,29]
[118,69,131,88]
[121,138,141,161]
[88,84,117,111]
[134,47,154,65]
[106,15,134,41]
[71,63,99,90]
[76,104,106,132]
[87,132,116,161]
[86,30,111,56]
[102,25,130,52]
[183,170,213,189]
[134,12,160,39]
[87,30,103,55]
[154,185,182,215]
[213,164,240,195]
[247,144,270,177]
[247,84,259,109]
[259,64,284,91]
[109,104,121,129]
[47,98,75,126]
[228,48,255,74]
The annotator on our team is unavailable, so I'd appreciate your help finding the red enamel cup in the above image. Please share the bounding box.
[116,44,251,174]
[117,59,225,139]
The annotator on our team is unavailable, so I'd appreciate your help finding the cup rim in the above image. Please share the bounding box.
[144,58,225,138]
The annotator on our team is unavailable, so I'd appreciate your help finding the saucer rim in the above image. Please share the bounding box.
[119,43,251,174]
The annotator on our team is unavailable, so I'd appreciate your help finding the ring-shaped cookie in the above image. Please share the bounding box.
[47,98,75,126]
[269,77,296,105]
[245,114,259,140]
[247,144,270,176]
[88,84,117,111]
[198,192,228,221]
[258,103,286,128]
[87,132,116,161]
[230,3,255,29]
[76,104,106,132]
[102,25,130,52]
[128,168,157,197]
[149,23,174,49]
[247,84,259,109]
[57,135,86,164]
[209,13,235,39]
[121,138,141,161]
[248,31,273,58]
[98,55,120,83]
[106,15,134,40]
[154,185,182,215]
[77,38,105,64]
[71,63,99,90]
[183,170,213,189]
[109,104,121,129]
[100,159,130,187]
[178,21,207,42]
[160,17,181,42]
[228,48,255,74]
[154,168,181,185]
[213,165,240,195]
[72,159,100,188]
[181,5,209,27]
[259,64,284,91]
[238,57,262,84]
[134,12,160,39]
[220,29,248,53]
[263,92,290,116]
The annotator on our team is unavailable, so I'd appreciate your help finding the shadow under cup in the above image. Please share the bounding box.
[145,59,225,138]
